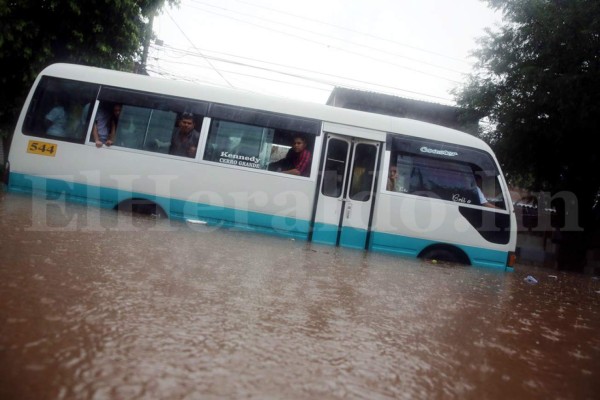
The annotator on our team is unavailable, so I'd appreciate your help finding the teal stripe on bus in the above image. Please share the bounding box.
[339,226,368,249]
[369,231,511,269]
[369,231,426,257]
[312,224,369,249]
[9,172,512,270]
[311,222,338,245]
[8,172,310,240]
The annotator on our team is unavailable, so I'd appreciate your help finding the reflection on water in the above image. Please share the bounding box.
[0,190,599,399]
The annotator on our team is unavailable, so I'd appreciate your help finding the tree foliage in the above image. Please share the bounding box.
[0,0,178,139]
[455,0,600,270]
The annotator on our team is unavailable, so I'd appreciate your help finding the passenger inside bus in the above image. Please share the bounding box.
[387,165,398,191]
[92,103,122,147]
[475,174,498,209]
[168,112,200,158]
[268,135,312,176]
[112,106,139,148]
[44,93,68,137]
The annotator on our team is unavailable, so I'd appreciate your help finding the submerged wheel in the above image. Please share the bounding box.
[420,246,469,265]
[116,199,167,218]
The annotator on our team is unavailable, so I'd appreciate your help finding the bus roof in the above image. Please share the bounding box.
[38,63,491,152]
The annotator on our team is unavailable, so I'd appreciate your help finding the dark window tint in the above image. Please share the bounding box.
[23,76,99,143]
[204,120,272,169]
[387,133,499,176]
[321,138,349,197]
[389,151,505,208]
[95,88,205,157]
[349,143,378,202]
[204,118,315,176]
[413,157,477,203]
[112,106,178,153]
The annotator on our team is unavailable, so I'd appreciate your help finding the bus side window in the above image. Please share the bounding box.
[94,86,207,155]
[145,110,178,153]
[112,105,149,150]
[493,177,506,209]
[23,76,99,143]
[477,174,506,209]
[391,151,483,205]
[389,153,413,193]
[322,139,349,197]
[349,143,377,201]
[204,119,314,175]
[204,120,269,167]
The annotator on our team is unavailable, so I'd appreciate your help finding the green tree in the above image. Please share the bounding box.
[455,0,600,271]
[0,0,178,144]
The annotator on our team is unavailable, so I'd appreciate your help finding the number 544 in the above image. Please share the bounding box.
[27,140,57,157]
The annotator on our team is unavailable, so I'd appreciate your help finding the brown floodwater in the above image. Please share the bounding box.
[0,189,599,399]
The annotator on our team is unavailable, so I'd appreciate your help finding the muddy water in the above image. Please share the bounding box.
[0,190,599,399]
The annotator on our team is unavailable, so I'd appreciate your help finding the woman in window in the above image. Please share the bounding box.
[269,135,311,177]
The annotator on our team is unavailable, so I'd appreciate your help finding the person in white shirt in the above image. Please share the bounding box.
[475,174,497,208]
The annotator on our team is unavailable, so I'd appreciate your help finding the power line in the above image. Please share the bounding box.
[148,42,456,103]
[181,3,464,84]
[152,2,465,104]
[224,0,473,65]
[165,9,235,88]
[150,50,332,92]
[152,42,454,99]
[188,0,470,76]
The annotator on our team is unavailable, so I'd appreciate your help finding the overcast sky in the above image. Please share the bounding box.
[149,0,502,105]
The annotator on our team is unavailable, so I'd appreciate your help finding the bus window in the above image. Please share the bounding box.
[93,87,205,155]
[321,138,349,197]
[23,76,99,142]
[89,101,179,152]
[388,151,507,209]
[349,143,377,201]
[112,105,150,149]
[110,106,177,153]
[393,154,412,193]
[391,152,481,205]
[475,172,507,209]
[144,110,178,153]
[386,134,506,208]
[204,120,272,169]
[203,119,315,174]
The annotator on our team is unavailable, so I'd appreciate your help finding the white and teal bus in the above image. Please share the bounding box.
[4,63,517,269]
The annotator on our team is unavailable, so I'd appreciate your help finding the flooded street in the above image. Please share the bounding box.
[1,190,599,399]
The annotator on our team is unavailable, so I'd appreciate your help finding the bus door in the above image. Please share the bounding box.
[312,133,381,249]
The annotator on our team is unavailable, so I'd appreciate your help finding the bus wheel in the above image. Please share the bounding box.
[419,246,469,265]
[116,199,167,219]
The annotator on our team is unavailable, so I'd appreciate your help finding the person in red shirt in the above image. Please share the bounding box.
[269,135,312,177]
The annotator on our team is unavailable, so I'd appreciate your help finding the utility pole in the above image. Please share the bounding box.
[139,9,156,75]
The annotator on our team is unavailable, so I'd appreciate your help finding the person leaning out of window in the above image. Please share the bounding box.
[268,135,312,177]
[92,103,121,147]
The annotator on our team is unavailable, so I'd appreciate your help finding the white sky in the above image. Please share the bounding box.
[149,0,502,105]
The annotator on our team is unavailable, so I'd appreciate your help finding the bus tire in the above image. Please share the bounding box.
[419,246,470,265]
[116,199,167,219]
